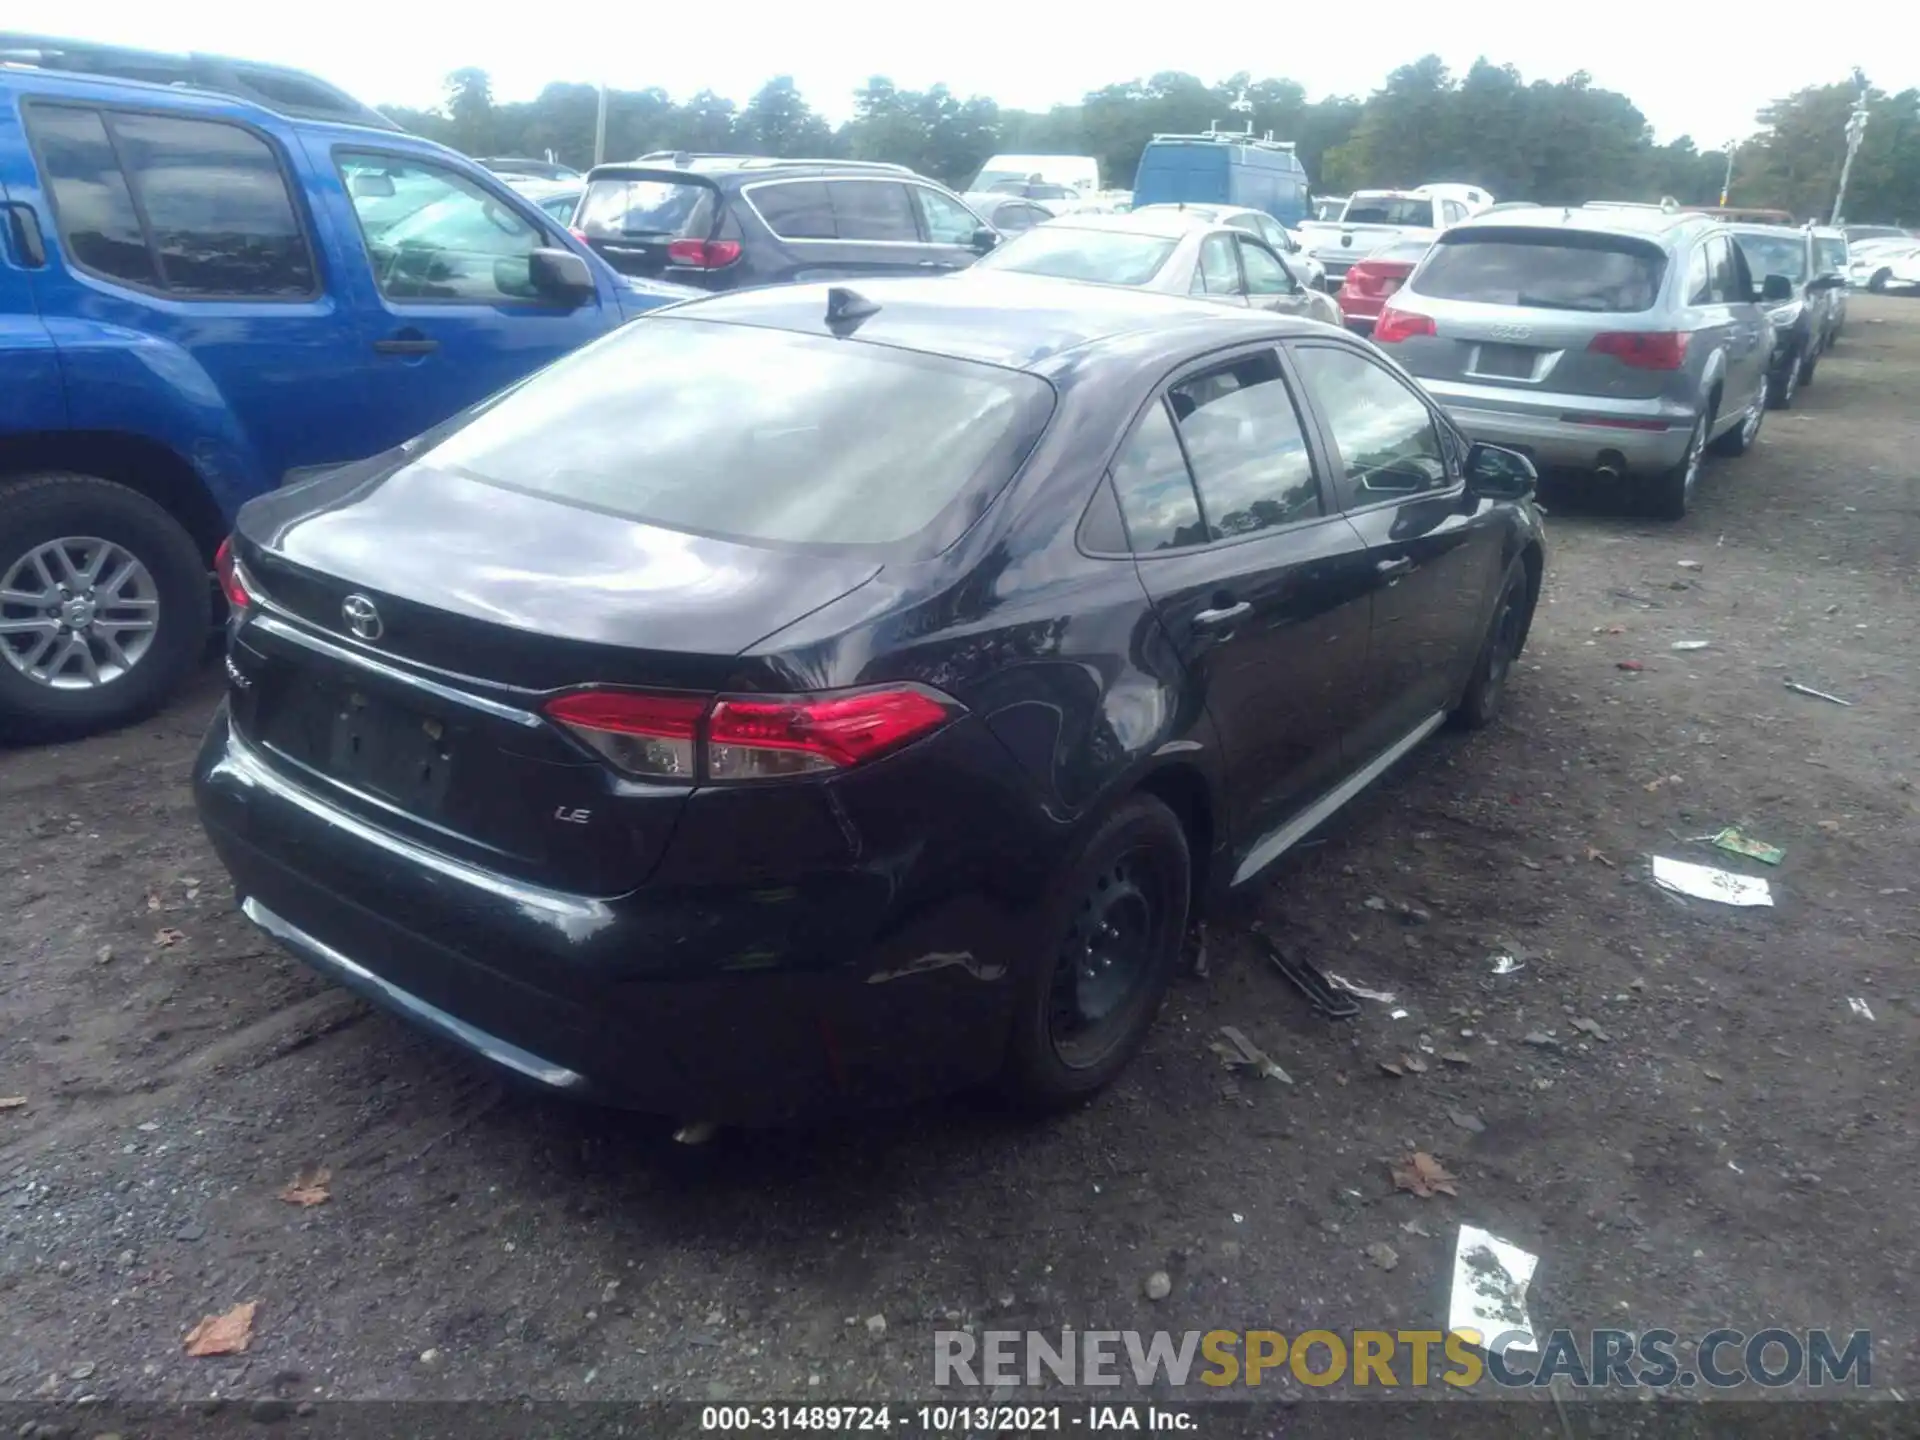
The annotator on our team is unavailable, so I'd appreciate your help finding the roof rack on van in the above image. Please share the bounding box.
[0,31,400,131]
[1150,129,1297,153]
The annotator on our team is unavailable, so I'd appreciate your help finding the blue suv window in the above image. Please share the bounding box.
[27,104,316,298]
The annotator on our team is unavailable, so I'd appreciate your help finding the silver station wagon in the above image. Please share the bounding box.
[1368,202,1781,519]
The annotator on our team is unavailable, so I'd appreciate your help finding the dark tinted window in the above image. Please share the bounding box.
[1109,402,1205,552]
[748,181,834,239]
[576,176,712,238]
[1413,231,1666,312]
[110,113,314,296]
[1344,197,1434,226]
[419,318,1054,550]
[27,105,157,286]
[1169,350,1320,536]
[1292,345,1449,500]
[829,181,918,242]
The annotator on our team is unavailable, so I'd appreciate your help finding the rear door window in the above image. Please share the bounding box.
[1291,344,1450,504]
[1168,349,1321,536]
[748,181,834,240]
[1412,231,1667,312]
[828,181,919,242]
[29,103,315,297]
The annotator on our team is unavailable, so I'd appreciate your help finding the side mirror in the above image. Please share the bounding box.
[350,172,396,199]
[1760,273,1794,303]
[970,226,1000,254]
[1464,441,1537,501]
[529,246,596,305]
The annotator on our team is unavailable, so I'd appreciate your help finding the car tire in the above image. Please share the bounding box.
[1768,351,1801,410]
[1452,555,1532,730]
[0,473,211,743]
[1869,269,1891,294]
[1644,411,1708,520]
[997,794,1191,1111]
[1799,348,1818,387]
[1711,372,1767,457]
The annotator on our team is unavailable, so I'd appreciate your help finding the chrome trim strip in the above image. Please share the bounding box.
[249,612,542,729]
[240,896,586,1091]
[1232,710,1448,886]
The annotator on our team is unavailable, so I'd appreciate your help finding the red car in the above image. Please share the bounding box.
[1337,239,1433,333]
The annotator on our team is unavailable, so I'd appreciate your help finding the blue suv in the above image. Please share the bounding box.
[0,34,689,740]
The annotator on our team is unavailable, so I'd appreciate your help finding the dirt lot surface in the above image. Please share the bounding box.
[3,297,1917,1421]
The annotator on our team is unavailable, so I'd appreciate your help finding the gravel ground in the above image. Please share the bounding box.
[2,295,1916,1421]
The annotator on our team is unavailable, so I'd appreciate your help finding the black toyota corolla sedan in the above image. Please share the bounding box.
[195,272,1545,1126]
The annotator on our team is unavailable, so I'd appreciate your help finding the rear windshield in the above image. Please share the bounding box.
[576,176,711,238]
[1343,197,1434,227]
[1731,233,1807,284]
[412,318,1055,551]
[976,225,1176,286]
[1412,231,1667,312]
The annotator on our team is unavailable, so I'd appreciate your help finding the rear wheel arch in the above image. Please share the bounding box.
[0,431,226,561]
[1132,761,1217,916]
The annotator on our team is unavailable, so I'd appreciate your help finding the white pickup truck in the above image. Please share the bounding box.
[1298,183,1494,290]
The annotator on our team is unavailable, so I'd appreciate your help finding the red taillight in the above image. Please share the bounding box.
[1372,306,1436,344]
[665,238,743,269]
[214,537,251,610]
[1588,331,1690,370]
[544,690,706,780]
[708,689,955,779]
[541,685,958,781]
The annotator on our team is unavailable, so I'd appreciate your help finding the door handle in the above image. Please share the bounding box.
[1375,556,1416,581]
[374,336,440,355]
[1193,600,1251,628]
[1,202,46,268]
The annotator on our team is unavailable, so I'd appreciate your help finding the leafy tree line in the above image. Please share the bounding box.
[393,60,1920,224]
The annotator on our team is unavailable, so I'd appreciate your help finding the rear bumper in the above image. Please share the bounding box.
[193,709,1047,1124]
[1417,379,1699,476]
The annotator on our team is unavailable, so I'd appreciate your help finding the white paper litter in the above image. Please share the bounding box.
[1325,973,1398,1004]
[1448,1225,1540,1358]
[1670,640,1711,651]
[1389,1008,1410,1020]
[1849,997,1875,1020]
[1651,856,1774,907]
[1490,954,1525,976]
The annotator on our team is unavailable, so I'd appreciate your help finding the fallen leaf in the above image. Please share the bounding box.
[1616,660,1644,672]
[1703,1068,1725,1083]
[1402,1055,1429,1075]
[1391,1151,1458,1198]
[155,928,187,949]
[1586,847,1615,868]
[184,1301,257,1357]
[278,1166,331,1207]
[0,1096,26,1111]
[1439,1050,1474,1066]
[146,892,162,911]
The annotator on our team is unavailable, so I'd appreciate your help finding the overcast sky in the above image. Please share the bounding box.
[39,0,1905,151]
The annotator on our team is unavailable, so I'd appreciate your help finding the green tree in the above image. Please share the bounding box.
[443,67,496,155]
[736,77,835,158]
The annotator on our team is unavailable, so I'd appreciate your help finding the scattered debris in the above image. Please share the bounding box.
[1185,922,1210,979]
[1586,847,1614,867]
[1389,1008,1410,1020]
[1710,828,1785,866]
[1391,1152,1458,1198]
[1448,1109,1487,1135]
[1402,1055,1429,1075]
[1609,588,1664,609]
[1326,973,1398,1005]
[154,928,187,948]
[1670,640,1710,651]
[1363,895,1390,912]
[1651,856,1774,908]
[1676,560,1703,571]
[1784,678,1854,707]
[1570,1018,1611,1042]
[1849,997,1875,1021]
[1817,819,1843,833]
[1256,929,1362,1020]
[1489,954,1524,976]
[1379,1060,1405,1078]
[1366,1242,1400,1272]
[1143,1271,1172,1302]
[1615,660,1644,672]
[1439,1050,1474,1066]
[1401,1219,1431,1238]
[1643,774,1683,792]
[0,1096,25,1111]
[95,944,114,965]
[1449,1226,1540,1358]
[183,1301,257,1357]
[1210,1026,1293,1084]
[865,1314,887,1337]
[1703,1068,1725,1082]
[1522,1031,1557,1048]
[277,1166,331,1207]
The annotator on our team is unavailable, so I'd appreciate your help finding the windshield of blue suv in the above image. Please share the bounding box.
[1732,233,1808,286]
[974,225,1176,286]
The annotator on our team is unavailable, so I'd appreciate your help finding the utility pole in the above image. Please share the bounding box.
[1719,143,1735,206]
[1830,88,1870,225]
[593,82,609,168]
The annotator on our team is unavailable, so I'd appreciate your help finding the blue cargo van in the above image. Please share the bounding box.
[1131,132,1310,227]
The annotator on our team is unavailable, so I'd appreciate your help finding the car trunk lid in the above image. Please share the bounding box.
[574,167,721,279]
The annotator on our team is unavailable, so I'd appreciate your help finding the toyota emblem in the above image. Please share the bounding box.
[341,594,384,642]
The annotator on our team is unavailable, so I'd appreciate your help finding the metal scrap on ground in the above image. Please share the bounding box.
[1784,678,1854,706]
[1211,1026,1293,1084]
[1651,856,1775,907]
